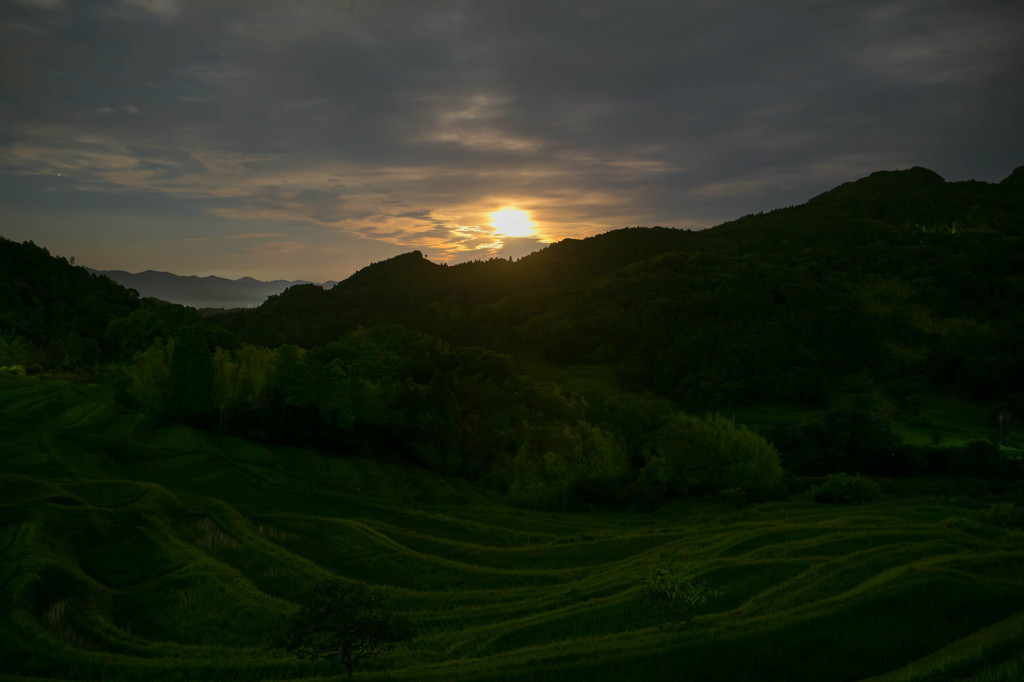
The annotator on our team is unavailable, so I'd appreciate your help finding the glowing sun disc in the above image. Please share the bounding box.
[490,208,535,237]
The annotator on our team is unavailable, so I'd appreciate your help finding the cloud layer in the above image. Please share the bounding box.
[2,0,1022,279]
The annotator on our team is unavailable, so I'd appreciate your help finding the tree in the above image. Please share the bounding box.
[167,324,213,422]
[640,562,715,630]
[643,412,783,500]
[284,578,415,678]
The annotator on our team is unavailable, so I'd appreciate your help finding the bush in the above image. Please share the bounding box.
[0,332,38,373]
[639,562,716,629]
[810,472,882,504]
[719,487,748,508]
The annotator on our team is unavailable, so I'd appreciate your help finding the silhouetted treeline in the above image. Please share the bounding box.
[118,321,1020,507]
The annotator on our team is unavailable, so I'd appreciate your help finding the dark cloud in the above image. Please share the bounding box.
[1,0,1022,280]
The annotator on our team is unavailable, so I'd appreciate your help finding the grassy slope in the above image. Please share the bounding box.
[2,374,1024,681]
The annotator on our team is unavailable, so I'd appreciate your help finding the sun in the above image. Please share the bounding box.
[490,208,535,237]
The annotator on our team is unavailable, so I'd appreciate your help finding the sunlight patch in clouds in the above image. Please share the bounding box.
[0,122,644,267]
[490,208,535,238]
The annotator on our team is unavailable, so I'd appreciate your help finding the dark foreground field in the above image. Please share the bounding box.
[2,374,1024,681]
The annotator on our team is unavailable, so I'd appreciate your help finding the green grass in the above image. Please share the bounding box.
[2,373,1024,681]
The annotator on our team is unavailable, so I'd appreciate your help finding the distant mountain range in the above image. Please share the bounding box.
[86,269,336,309]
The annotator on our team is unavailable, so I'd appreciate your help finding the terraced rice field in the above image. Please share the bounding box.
[2,374,1024,681]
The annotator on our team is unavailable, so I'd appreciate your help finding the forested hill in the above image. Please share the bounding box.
[0,238,140,369]
[210,227,696,348]
[213,166,1024,409]
[0,238,218,372]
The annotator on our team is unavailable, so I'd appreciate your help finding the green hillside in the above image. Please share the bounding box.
[3,374,1024,681]
[3,166,1024,680]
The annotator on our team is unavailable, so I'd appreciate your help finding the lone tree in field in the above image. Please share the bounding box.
[284,577,415,678]
[640,562,715,630]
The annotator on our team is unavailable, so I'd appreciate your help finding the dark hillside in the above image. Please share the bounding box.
[705,166,1022,254]
[338,249,444,295]
[512,226,696,288]
[221,283,341,348]
[212,167,1024,409]
[214,230,698,346]
[0,237,140,369]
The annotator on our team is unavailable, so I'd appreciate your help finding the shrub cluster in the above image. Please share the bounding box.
[810,473,882,504]
[640,562,716,629]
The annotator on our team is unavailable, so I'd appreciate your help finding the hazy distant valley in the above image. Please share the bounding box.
[86,268,335,310]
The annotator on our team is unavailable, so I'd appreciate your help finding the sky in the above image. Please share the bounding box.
[1,0,1022,282]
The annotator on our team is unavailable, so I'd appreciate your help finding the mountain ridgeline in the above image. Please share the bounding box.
[213,166,1024,409]
[87,268,324,310]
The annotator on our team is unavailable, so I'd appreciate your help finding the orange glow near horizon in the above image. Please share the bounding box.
[489,208,535,237]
